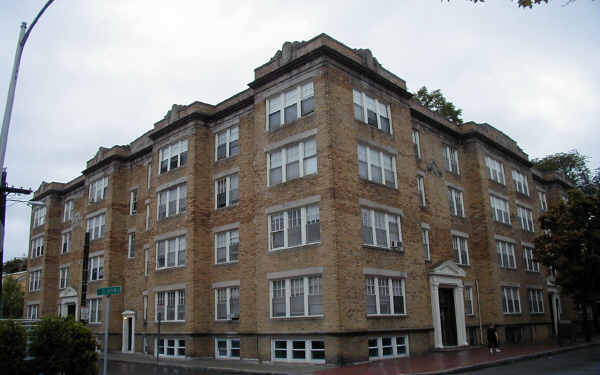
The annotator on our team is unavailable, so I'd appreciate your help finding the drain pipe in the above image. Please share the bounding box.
[476,280,483,345]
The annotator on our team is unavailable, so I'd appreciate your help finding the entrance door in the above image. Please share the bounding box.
[439,288,458,346]
[126,317,133,352]
[67,304,76,319]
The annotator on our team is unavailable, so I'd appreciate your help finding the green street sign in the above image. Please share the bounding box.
[97,286,121,296]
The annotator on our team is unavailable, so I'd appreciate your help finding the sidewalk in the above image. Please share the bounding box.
[103,337,599,375]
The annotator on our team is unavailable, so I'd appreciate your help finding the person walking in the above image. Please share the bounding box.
[487,323,501,354]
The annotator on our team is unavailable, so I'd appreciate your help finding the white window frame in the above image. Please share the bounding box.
[538,191,548,211]
[502,286,521,314]
[89,255,104,281]
[353,89,393,134]
[27,304,40,319]
[33,206,46,227]
[145,203,150,231]
[528,289,545,314]
[490,195,511,224]
[271,338,325,363]
[215,125,239,161]
[464,286,474,316]
[268,204,320,251]
[443,145,460,175]
[267,138,317,186]
[452,235,470,266]
[59,265,69,289]
[448,187,465,217]
[147,164,152,190]
[365,276,406,316]
[512,170,530,196]
[357,144,397,188]
[270,275,323,319]
[157,183,187,220]
[517,205,535,232]
[144,248,149,276]
[368,336,409,360]
[267,81,315,131]
[128,232,136,258]
[215,229,239,264]
[422,227,431,261]
[485,156,506,185]
[31,237,44,258]
[215,338,241,359]
[158,139,188,174]
[361,208,403,250]
[155,289,185,322]
[143,295,148,322]
[496,240,516,269]
[86,214,106,241]
[61,231,71,254]
[215,174,238,209]
[29,270,41,292]
[417,175,426,207]
[157,337,186,358]
[412,129,421,159]
[155,235,186,270]
[523,247,540,272]
[63,200,74,222]
[88,298,103,323]
[214,286,240,321]
[129,189,138,215]
[88,176,108,203]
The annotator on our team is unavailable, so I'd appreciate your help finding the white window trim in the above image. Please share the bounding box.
[155,235,186,270]
[422,227,431,262]
[538,190,548,211]
[158,139,188,174]
[215,338,241,359]
[523,247,540,272]
[268,204,320,251]
[215,229,239,264]
[215,125,239,161]
[502,286,522,314]
[528,289,545,314]
[496,240,517,269]
[31,236,44,258]
[129,189,138,215]
[157,183,187,220]
[448,187,465,217]
[365,276,407,316]
[63,200,74,222]
[59,265,69,289]
[88,176,108,203]
[412,129,421,159]
[464,286,474,316]
[512,170,530,196]
[443,145,460,175]
[417,175,426,207]
[368,336,409,360]
[485,156,506,185]
[86,214,106,241]
[271,338,325,363]
[490,195,511,224]
[353,89,393,134]
[517,205,535,232]
[157,337,186,358]
[89,255,104,281]
[214,286,240,321]
[214,174,238,209]
[33,206,47,227]
[88,298,103,323]
[128,232,136,258]
[358,144,398,188]
[361,207,403,251]
[452,234,470,266]
[269,276,323,319]
[267,138,317,186]
[266,81,315,131]
[29,270,42,292]
[155,289,186,322]
[61,231,72,254]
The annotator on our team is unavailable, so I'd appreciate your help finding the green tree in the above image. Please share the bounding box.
[532,150,592,187]
[534,188,600,341]
[1,276,24,318]
[414,86,463,124]
[0,320,27,375]
[3,258,27,274]
[30,317,98,375]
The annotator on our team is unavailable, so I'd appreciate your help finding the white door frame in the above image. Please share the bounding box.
[121,310,136,353]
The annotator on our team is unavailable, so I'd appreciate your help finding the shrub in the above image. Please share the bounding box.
[0,320,27,375]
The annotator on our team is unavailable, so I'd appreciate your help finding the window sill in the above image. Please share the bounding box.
[158,166,186,177]
[269,242,321,253]
[215,154,239,164]
[157,212,187,222]
[457,263,470,268]
[155,265,186,273]
[488,179,507,187]
[266,111,315,133]
[268,173,319,189]
[354,118,393,136]
[366,314,408,319]
[362,244,404,253]
[214,261,239,267]
[127,256,135,261]
[359,177,397,191]
[271,315,324,320]
[493,220,512,227]
[215,203,239,211]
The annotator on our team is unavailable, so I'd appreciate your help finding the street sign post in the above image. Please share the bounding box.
[100,286,120,375]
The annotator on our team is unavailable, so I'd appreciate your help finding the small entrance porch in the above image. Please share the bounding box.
[121,310,136,353]
[58,287,78,320]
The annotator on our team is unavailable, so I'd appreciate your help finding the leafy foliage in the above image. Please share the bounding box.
[29,317,98,375]
[1,276,24,318]
[414,86,463,124]
[3,258,27,273]
[0,320,27,375]
[532,150,592,187]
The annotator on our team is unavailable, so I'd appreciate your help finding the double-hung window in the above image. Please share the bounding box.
[86,214,106,241]
[452,234,469,265]
[215,286,240,320]
[523,246,540,272]
[448,187,465,217]
[412,129,421,159]
[443,145,460,175]
[27,304,40,319]
[89,255,104,281]
[496,240,516,269]
[270,276,323,318]
[361,208,402,250]
[269,204,320,250]
[464,286,474,315]
[216,125,239,161]
[417,175,426,207]
[365,276,406,316]
[368,336,408,360]
[159,139,188,174]
[61,232,71,254]
[538,191,548,211]
[215,229,239,264]
[268,138,317,186]
[158,338,186,358]
[512,170,529,195]
[490,195,510,224]
[29,270,41,292]
[89,176,108,203]
[353,89,392,133]
[59,266,69,289]
[272,339,325,363]
[517,206,534,232]
[422,227,431,261]
[128,232,136,258]
[485,156,505,184]
[267,82,314,130]
[528,289,544,314]
[31,237,44,257]
[156,289,185,321]
[33,206,46,227]
[502,287,521,314]
[158,183,186,219]
[88,298,102,323]
[129,189,138,215]
[64,200,74,222]
[216,338,240,359]
[357,144,397,187]
[215,174,238,209]
[156,235,186,269]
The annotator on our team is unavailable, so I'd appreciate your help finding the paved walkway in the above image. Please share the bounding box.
[103,338,599,375]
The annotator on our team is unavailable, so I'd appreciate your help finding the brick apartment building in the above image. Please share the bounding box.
[24,34,573,364]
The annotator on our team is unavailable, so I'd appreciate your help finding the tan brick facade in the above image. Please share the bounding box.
[24,34,573,364]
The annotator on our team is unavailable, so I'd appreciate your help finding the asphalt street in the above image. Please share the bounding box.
[456,345,600,375]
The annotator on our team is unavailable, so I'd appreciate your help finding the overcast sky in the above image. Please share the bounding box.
[1,0,598,262]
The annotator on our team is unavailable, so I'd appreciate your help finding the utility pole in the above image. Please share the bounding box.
[0,169,32,317]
